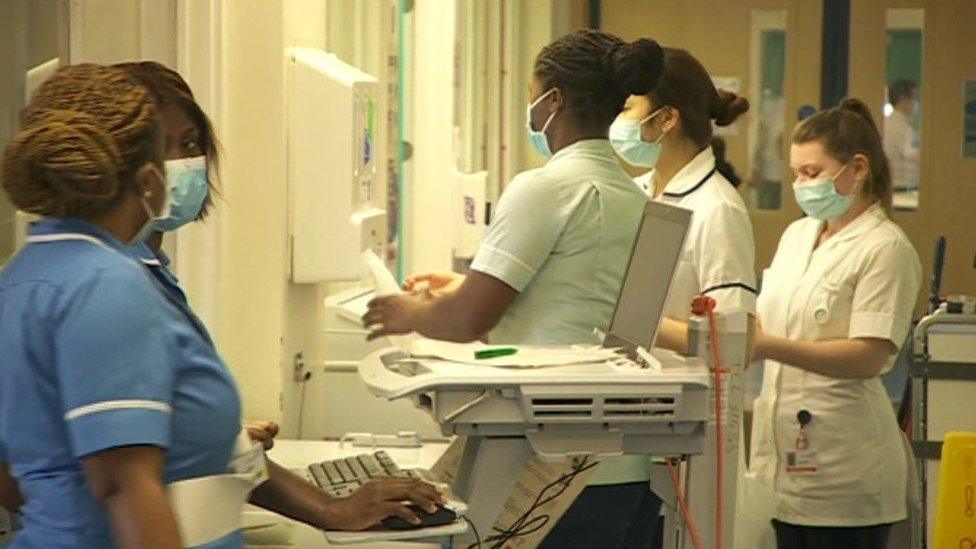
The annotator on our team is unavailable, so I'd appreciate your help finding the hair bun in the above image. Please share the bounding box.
[711,89,749,126]
[838,97,881,137]
[2,109,124,217]
[611,38,665,96]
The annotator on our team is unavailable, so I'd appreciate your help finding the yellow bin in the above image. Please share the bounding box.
[934,431,976,548]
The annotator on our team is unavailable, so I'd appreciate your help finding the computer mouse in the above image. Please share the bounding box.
[380,505,458,530]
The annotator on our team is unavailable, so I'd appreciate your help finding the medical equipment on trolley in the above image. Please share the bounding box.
[351,201,750,548]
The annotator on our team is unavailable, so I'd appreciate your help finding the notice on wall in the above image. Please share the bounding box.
[712,76,742,136]
[963,79,976,157]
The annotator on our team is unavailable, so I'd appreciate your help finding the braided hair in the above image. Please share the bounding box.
[2,64,160,219]
[534,29,664,130]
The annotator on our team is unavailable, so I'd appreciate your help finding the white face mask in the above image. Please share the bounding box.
[526,88,558,158]
[792,164,859,220]
[609,107,667,167]
[130,165,171,245]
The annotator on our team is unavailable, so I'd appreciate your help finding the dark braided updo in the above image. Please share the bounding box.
[534,29,664,130]
[2,64,160,218]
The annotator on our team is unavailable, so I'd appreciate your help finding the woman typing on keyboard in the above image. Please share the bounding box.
[0,63,442,549]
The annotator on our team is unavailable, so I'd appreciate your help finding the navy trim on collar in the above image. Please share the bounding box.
[662,168,716,199]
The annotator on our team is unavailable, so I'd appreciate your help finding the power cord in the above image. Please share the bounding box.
[462,515,482,548]
[667,458,703,549]
[466,456,599,549]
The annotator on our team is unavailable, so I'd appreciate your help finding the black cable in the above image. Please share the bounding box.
[480,457,600,549]
[463,515,483,549]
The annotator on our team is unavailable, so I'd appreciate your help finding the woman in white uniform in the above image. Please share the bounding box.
[608,47,756,546]
[610,48,756,355]
[751,98,922,549]
[365,29,668,548]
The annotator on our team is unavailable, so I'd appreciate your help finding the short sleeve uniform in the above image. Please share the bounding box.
[0,219,242,548]
[470,139,651,485]
[471,139,649,346]
[634,147,757,320]
[750,204,922,526]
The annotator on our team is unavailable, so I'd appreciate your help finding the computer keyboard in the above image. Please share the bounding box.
[307,450,431,498]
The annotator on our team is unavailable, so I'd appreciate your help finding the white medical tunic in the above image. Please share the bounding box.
[634,147,757,319]
[472,139,648,346]
[750,203,921,526]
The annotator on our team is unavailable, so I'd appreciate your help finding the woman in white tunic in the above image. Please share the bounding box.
[365,29,669,548]
[609,47,757,354]
[751,98,922,549]
[608,47,757,547]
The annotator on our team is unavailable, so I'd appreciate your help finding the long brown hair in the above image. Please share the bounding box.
[116,61,220,219]
[792,98,893,212]
[649,48,749,148]
[2,64,159,218]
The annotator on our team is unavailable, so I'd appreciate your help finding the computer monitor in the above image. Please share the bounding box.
[605,200,692,354]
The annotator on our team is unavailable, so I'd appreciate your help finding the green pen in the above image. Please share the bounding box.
[474,347,518,360]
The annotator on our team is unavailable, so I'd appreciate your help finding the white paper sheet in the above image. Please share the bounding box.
[362,249,402,296]
[407,339,620,368]
[361,250,418,349]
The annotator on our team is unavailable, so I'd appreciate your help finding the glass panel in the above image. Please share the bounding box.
[884,8,923,211]
[747,9,788,211]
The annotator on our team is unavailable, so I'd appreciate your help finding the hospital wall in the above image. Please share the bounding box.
[848,0,976,313]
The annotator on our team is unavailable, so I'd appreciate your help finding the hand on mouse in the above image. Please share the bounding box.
[320,478,445,531]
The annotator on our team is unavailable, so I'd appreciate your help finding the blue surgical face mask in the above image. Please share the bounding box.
[131,165,172,245]
[609,108,666,167]
[526,88,558,158]
[155,156,209,232]
[792,164,859,220]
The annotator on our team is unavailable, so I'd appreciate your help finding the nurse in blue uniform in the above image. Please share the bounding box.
[0,64,439,548]
[116,61,277,446]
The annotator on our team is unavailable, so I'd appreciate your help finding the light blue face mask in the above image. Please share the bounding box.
[130,165,172,244]
[792,164,859,220]
[526,88,558,158]
[155,156,209,232]
[609,107,667,167]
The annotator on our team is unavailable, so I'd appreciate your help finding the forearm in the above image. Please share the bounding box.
[0,462,24,512]
[249,459,335,529]
[411,294,489,343]
[654,317,689,354]
[761,336,889,379]
[103,479,182,548]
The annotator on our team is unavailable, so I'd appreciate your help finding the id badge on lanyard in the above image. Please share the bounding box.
[785,409,819,475]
